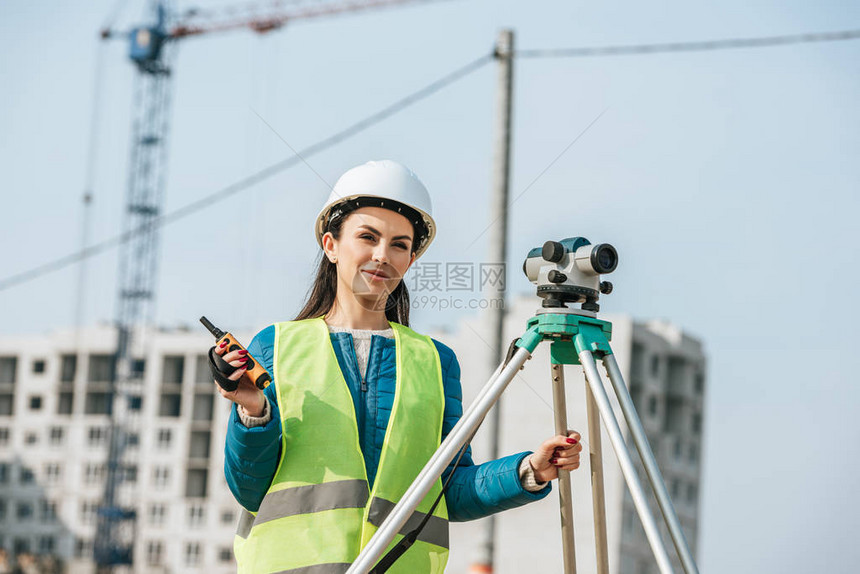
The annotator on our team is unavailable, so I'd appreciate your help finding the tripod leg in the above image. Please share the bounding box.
[585,382,610,574]
[397,360,508,497]
[578,350,676,574]
[347,346,532,574]
[550,363,577,574]
[602,354,700,574]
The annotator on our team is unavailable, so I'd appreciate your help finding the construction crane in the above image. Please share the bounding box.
[94,1,446,571]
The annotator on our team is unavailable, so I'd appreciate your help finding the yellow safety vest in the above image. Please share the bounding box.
[233,318,449,574]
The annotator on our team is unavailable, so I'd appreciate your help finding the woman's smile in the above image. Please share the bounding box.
[361,267,391,281]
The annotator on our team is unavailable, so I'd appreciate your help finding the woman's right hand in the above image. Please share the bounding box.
[213,341,266,417]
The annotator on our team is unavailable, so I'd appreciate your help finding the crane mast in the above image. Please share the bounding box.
[94,2,174,570]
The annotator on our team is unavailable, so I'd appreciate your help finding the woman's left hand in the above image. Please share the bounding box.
[529,431,583,483]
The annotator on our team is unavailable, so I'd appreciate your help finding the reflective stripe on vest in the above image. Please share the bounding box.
[233,318,448,574]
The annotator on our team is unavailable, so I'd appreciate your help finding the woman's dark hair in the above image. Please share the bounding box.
[294,198,429,326]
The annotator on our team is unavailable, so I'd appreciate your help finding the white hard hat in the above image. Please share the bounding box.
[314,160,437,259]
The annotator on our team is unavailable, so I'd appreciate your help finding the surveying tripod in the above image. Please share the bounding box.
[347,238,701,574]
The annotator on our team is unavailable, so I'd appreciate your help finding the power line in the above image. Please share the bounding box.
[0,53,492,293]
[517,29,860,59]
[7,27,859,293]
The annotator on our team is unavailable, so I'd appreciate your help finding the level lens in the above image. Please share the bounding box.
[590,244,618,274]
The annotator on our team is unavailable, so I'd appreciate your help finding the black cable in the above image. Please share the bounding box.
[0,53,492,293]
[517,28,860,59]
[369,437,474,574]
[101,0,131,33]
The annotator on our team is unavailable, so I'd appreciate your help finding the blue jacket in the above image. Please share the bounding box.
[223,324,551,522]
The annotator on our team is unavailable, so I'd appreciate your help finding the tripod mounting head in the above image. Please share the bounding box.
[522,237,618,312]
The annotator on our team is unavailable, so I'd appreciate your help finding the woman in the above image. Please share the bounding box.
[212,160,582,573]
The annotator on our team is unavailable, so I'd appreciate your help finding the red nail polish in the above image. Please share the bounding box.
[219,341,228,347]
[550,458,557,464]
[239,357,248,362]
[238,350,248,355]
[566,438,578,445]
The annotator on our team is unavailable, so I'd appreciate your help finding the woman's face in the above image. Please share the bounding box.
[323,206,417,310]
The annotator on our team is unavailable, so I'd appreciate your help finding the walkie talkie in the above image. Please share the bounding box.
[199,316,271,390]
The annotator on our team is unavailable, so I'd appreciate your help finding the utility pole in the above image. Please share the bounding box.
[473,28,514,574]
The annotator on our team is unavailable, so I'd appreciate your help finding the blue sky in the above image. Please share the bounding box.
[2,1,859,571]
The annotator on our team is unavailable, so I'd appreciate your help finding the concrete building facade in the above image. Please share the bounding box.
[0,326,248,573]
